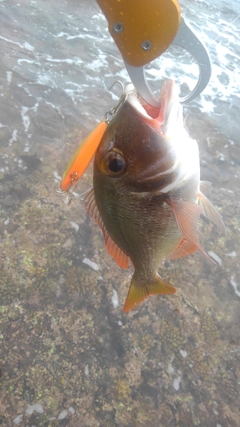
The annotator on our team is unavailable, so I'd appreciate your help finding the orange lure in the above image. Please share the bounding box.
[60,121,107,192]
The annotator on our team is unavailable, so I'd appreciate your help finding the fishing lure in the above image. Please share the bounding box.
[60,121,107,192]
[60,82,126,192]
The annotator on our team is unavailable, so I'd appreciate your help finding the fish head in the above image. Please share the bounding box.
[94,79,199,194]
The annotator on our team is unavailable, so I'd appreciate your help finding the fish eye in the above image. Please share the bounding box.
[101,150,127,177]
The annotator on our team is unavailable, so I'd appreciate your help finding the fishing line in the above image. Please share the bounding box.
[55,185,91,205]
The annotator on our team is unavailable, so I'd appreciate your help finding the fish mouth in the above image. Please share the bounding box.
[123,79,198,192]
[125,79,183,136]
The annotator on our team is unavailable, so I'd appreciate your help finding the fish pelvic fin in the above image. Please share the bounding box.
[166,198,210,258]
[84,188,131,269]
[198,190,226,234]
[123,274,176,313]
[167,237,198,260]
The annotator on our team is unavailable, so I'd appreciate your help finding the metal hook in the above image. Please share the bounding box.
[105,81,128,123]
[124,17,211,106]
[54,182,78,203]
[55,183,66,195]
[108,80,125,95]
[173,18,211,103]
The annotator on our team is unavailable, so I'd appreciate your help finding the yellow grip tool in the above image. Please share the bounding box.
[96,0,181,67]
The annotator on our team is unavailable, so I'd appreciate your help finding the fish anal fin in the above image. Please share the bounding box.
[166,198,211,259]
[167,237,198,260]
[123,274,176,313]
[84,188,131,269]
[198,191,226,234]
[104,234,131,269]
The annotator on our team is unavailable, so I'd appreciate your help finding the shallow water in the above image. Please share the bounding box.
[0,0,239,426]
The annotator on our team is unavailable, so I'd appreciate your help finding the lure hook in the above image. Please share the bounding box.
[105,80,129,123]
[108,79,125,95]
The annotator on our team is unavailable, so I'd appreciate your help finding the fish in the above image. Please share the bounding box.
[83,79,225,312]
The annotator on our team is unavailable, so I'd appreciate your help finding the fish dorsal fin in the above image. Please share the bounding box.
[198,191,226,233]
[166,198,211,259]
[123,274,176,313]
[167,237,198,260]
[84,188,131,269]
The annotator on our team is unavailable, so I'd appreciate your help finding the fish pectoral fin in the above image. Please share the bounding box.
[123,274,176,313]
[167,237,198,260]
[166,198,211,259]
[198,191,226,233]
[84,188,131,269]
[200,180,212,195]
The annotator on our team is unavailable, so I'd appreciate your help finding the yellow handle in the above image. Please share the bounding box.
[96,0,181,67]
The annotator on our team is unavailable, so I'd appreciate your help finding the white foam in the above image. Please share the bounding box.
[21,107,30,133]
[6,71,12,84]
[0,35,34,51]
[9,129,18,146]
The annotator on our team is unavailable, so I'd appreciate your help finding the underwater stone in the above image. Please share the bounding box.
[13,414,23,425]
[25,403,44,415]
[82,257,100,271]
[58,409,68,420]
[111,289,119,308]
[173,376,181,391]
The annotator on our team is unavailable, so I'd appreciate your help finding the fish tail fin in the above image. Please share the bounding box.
[123,274,176,313]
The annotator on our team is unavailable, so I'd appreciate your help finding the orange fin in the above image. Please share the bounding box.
[167,237,198,260]
[123,274,176,313]
[84,189,131,269]
[198,191,226,233]
[60,121,107,191]
[104,234,131,269]
[166,198,210,259]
